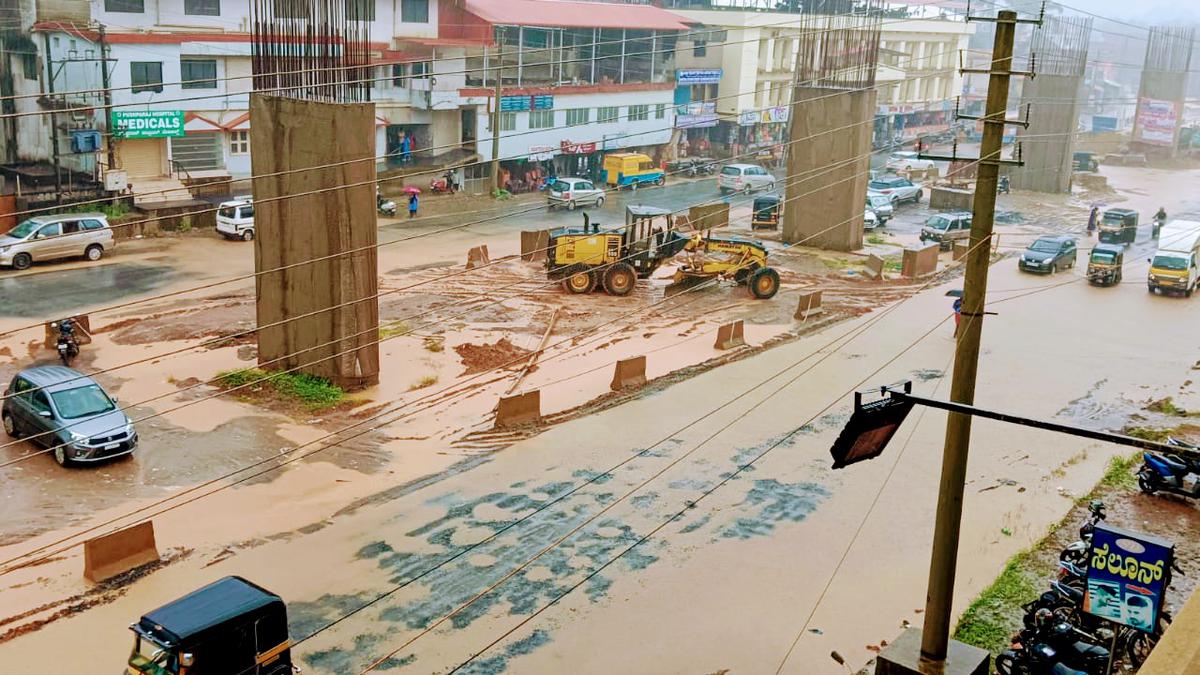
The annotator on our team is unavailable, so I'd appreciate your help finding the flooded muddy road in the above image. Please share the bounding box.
[0,167,1198,673]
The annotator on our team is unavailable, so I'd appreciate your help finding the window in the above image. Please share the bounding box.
[411,61,431,78]
[655,103,666,119]
[346,0,374,21]
[184,0,219,15]
[36,223,62,239]
[180,59,217,89]
[21,53,37,81]
[565,108,590,126]
[30,390,52,415]
[130,62,163,93]
[273,0,309,19]
[597,106,619,123]
[391,64,407,86]
[400,0,429,23]
[498,112,517,132]
[81,219,105,231]
[628,104,649,122]
[62,221,81,234]
[105,0,144,12]
[241,205,255,219]
[230,130,250,155]
[693,40,707,57]
[529,110,554,129]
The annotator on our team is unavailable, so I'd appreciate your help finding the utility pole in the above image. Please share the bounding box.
[98,23,117,174]
[915,7,1039,663]
[43,33,62,205]
[490,46,503,193]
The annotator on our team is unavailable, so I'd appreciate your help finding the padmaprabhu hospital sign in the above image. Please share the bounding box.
[111,110,186,139]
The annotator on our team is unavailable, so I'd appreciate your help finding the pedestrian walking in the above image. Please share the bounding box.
[408,192,418,219]
[952,296,963,337]
[1087,206,1099,235]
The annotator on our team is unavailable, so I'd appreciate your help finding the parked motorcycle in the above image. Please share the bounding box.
[51,318,79,367]
[376,194,397,217]
[430,172,456,194]
[1138,450,1200,500]
[1059,500,1106,567]
[1014,609,1110,675]
[996,641,1088,675]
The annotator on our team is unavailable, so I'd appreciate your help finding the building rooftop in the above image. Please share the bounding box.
[461,0,694,31]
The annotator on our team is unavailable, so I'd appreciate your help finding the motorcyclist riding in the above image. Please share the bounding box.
[52,317,79,367]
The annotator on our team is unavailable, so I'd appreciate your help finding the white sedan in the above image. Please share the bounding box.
[885,151,935,172]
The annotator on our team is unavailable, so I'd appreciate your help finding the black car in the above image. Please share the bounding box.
[1019,235,1078,274]
[2,365,136,466]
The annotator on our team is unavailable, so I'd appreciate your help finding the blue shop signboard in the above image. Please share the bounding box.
[1084,523,1174,633]
[500,95,554,112]
[676,69,723,85]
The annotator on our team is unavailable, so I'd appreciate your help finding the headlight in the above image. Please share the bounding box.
[0,245,8,253]
[69,431,88,445]
[1149,274,1157,281]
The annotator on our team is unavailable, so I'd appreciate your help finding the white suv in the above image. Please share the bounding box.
[718,164,775,194]
[547,178,605,211]
[216,197,255,241]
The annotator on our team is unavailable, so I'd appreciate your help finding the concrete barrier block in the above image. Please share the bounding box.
[43,314,92,350]
[520,230,550,262]
[953,241,970,261]
[467,244,491,269]
[713,320,746,350]
[495,390,541,428]
[83,521,159,583]
[610,355,648,391]
[901,243,940,278]
[688,203,729,232]
[864,255,885,280]
[794,290,824,320]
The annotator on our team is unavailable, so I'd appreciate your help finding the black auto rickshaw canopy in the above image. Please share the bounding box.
[1090,243,1124,263]
[1099,208,1138,244]
[752,194,781,228]
[133,576,287,650]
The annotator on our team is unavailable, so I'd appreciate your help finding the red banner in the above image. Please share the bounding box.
[560,140,597,154]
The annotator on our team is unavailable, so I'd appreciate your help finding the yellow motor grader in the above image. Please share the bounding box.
[545,206,779,299]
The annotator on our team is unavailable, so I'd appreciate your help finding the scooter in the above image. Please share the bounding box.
[1138,450,1200,499]
[430,173,456,194]
[51,318,79,367]
[376,194,397,217]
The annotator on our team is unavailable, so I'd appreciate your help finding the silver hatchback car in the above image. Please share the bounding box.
[0,213,114,270]
[547,177,606,211]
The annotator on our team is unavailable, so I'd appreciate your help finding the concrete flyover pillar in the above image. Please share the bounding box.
[250,95,380,389]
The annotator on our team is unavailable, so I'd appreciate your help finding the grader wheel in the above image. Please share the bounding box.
[603,263,637,296]
[563,270,596,294]
[748,267,780,299]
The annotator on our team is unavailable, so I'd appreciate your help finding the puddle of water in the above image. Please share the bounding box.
[0,264,183,318]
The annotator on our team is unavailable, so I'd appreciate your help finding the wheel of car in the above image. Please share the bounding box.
[11,252,32,270]
[602,263,637,296]
[594,196,605,208]
[1049,262,1057,274]
[85,244,104,261]
[748,267,781,299]
[563,271,596,294]
[567,200,577,211]
[241,229,255,242]
[1148,285,1156,294]
[913,189,924,203]
[2,411,19,438]
[766,182,775,192]
[654,176,665,187]
[742,184,752,195]
[1188,287,1195,298]
[53,445,69,467]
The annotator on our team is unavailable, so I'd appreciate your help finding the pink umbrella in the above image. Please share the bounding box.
[404,186,421,194]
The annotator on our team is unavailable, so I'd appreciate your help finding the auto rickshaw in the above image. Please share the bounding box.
[1086,244,1124,286]
[1098,208,1138,245]
[751,194,781,230]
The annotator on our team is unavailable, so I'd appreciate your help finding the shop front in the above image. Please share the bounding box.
[110,110,185,180]
[731,107,789,168]
[386,124,431,166]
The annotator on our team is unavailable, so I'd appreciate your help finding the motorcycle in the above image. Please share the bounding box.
[996,641,1088,675]
[376,194,397,217]
[1059,500,1106,567]
[430,174,456,194]
[1012,611,1110,675]
[1138,450,1200,500]
[998,175,1011,194]
[51,318,79,367]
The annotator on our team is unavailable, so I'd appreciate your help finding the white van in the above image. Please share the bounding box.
[216,197,254,241]
[1148,220,1200,296]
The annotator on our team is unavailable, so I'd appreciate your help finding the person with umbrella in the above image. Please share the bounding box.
[1087,206,1099,235]
[405,186,420,219]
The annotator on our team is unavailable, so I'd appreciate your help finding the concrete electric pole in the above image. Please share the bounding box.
[491,46,503,193]
[915,6,1040,666]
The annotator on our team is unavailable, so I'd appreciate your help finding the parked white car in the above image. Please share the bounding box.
[216,197,255,241]
[718,164,776,194]
[547,177,605,211]
[864,208,880,230]
[868,176,924,205]
[885,151,935,172]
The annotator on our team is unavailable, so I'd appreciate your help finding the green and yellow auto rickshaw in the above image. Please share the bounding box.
[1086,243,1124,286]
[1098,208,1138,245]
[751,194,781,230]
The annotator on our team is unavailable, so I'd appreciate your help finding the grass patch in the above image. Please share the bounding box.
[1098,452,1139,491]
[1124,425,1174,442]
[866,231,889,245]
[409,375,438,391]
[215,368,345,411]
[66,201,131,219]
[1145,396,1198,417]
[821,257,851,272]
[423,336,444,352]
[378,321,411,341]
[883,256,903,273]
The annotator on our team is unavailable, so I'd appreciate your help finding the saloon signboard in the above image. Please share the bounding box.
[110,110,186,139]
[1084,523,1174,632]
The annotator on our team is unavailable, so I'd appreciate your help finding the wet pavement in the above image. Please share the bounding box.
[0,263,186,318]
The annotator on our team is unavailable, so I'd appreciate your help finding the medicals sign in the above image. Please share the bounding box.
[111,111,186,139]
[1133,97,1181,147]
[1084,523,1174,633]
